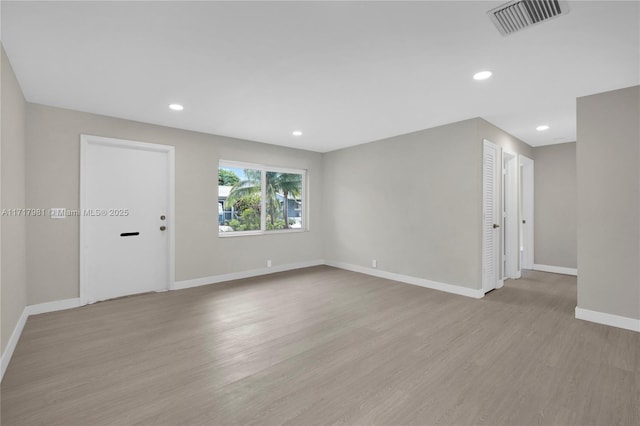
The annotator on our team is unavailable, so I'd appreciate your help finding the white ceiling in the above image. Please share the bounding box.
[1,1,638,152]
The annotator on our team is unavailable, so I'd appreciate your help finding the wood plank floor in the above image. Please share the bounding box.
[1,266,638,425]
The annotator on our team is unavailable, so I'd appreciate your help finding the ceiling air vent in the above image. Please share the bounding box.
[488,0,569,36]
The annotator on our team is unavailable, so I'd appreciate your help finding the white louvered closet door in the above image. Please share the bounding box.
[482,140,500,293]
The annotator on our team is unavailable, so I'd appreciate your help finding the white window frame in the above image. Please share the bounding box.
[218,160,307,237]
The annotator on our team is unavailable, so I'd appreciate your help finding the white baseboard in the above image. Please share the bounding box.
[25,298,82,316]
[533,264,577,276]
[13,263,635,383]
[174,259,326,290]
[1,308,28,381]
[575,307,640,332]
[3,262,326,380]
[325,261,484,299]
[1,297,82,381]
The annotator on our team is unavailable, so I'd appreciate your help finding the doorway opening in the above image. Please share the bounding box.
[519,155,534,270]
[485,146,535,295]
[503,151,520,279]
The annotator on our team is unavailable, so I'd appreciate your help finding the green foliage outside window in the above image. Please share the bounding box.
[218,169,240,186]
[219,164,304,233]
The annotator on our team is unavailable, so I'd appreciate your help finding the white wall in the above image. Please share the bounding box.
[576,85,640,322]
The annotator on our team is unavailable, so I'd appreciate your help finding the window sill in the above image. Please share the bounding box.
[218,229,308,238]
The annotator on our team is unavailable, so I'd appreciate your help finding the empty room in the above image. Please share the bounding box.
[1,1,639,425]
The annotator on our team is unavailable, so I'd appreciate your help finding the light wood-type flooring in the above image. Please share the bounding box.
[1,266,638,425]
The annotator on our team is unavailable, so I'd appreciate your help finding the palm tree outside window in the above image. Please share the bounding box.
[218,162,305,235]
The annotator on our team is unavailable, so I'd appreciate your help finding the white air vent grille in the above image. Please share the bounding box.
[488,0,569,36]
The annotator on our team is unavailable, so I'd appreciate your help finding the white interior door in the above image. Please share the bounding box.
[483,140,500,293]
[519,155,534,270]
[81,135,174,303]
[503,151,520,279]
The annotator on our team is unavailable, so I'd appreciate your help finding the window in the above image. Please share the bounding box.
[218,165,261,233]
[218,161,306,235]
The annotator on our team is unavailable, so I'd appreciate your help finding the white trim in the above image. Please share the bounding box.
[79,136,88,304]
[503,151,520,279]
[482,139,500,292]
[8,264,637,383]
[80,135,176,302]
[261,168,267,231]
[167,147,176,291]
[1,297,83,381]
[533,264,577,276]
[326,261,484,299]
[575,307,640,332]
[219,160,305,176]
[218,160,308,235]
[175,259,485,296]
[174,259,325,290]
[519,155,534,270]
[1,309,28,381]
[25,298,82,316]
[497,279,505,289]
[218,228,307,238]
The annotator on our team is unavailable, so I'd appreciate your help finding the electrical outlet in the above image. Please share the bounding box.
[372,259,377,268]
[267,259,272,268]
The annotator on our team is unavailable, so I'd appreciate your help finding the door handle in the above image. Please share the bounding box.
[160,226,166,231]
[493,224,500,229]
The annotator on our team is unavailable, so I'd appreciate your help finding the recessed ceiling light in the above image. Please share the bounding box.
[292,131,303,136]
[473,71,492,80]
[169,104,184,111]
[536,125,550,131]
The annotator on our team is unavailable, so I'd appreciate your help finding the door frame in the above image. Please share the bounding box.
[482,139,501,293]
[79,134,175,305]
[503,151,521,279]
[519,154,534,270]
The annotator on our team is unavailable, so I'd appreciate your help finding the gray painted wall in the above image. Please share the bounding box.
[533,142,577,269]
[324,119,481,289]
[25,104,325,305]
[475,119,533,160]
[323,117,531,291]
[1,45,28,354]
[577,85,639,320]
